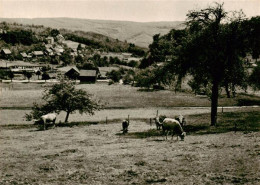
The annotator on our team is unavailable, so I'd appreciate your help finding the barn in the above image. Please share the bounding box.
[64,67,80,80]
[79,70,97,83]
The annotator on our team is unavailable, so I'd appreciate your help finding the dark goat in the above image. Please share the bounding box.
[122,120,129,134]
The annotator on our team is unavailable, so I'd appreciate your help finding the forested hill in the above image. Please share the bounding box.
[0,21,147,55]
[0,18,184,48]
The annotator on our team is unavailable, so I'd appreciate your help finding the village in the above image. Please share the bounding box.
[0,30,142,84]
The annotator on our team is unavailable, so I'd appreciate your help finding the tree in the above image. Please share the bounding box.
[182,3,250,125]
[8,71,14,82]
[50,29,60,37]
[36,70,41,80]
[155,3,250,126]
[249,64,260,90]
[23,71,32,82]
[245,16,260,62]
[26,72,32,82]
[107,70,121,82]
[26,78,102,123]
[42,72,50,82]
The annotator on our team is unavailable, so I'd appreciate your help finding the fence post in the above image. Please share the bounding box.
[150,118,152,126]
[222,107,224,113]
[106,117,107,124]
[156,110,159,117]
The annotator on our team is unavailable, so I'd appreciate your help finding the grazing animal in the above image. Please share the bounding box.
[154,115,167,130]
[34,113,57,130]
[175,115,186,127]
[154,117,162,130]
[161,118,186,141]
[122,120,129,134]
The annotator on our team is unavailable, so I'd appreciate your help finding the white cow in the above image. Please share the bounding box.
[35,113,57,130]
[160,118,186,141]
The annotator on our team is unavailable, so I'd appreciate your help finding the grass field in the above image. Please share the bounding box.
[0,110,259,184]
[1,82,260,184]
[2,82,259,109]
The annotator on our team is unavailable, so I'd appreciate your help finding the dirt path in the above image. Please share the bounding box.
[1,106,258,125]
[0,120,259,184]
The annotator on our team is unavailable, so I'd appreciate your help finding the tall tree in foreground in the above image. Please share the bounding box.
[26,77,102,123]
[164,3,250,126]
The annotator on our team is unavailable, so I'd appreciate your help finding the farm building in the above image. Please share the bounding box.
[56,34,65,42]
[64,67,80,79]
[45,48,54,56]
[20,52,28,59]
[46,37,54,44]
[0,60,44,73]
[33,51,44,57]
[1,49,12,59]
[122,53,132,62]
[57,66,79,74]
[79,70,97,83]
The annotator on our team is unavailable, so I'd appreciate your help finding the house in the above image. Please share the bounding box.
[1,49,12,59]
[33,51,44,57]
[122,53,132,62]
[5,60,44,73]
[56,34,65,42]
[45,48,54,56]
[54,45,64,54]
[127,57,141,63]
[20,52,28,58]
[79,70,97,83]
[46,37,54,44]
[57,66,79,74]
[45,44,53,49]
[64,67,80,79]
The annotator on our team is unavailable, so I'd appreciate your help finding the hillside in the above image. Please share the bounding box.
[0,18,184,48]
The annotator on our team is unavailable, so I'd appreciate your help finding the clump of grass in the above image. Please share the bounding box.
[135,161,147,166]
[146,178,167,184]
[188,110,260,135]
[57,121,98,127]
[236,93,260,106]
[128,110,260,138]
[0,124,36,130]
[128,129,162,139]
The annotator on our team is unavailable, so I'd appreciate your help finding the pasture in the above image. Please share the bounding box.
[0,82,245,109]
[0,82,260,184]
[0,110,259,184]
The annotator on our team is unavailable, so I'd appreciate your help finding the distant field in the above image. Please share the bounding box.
[0,82,243,109]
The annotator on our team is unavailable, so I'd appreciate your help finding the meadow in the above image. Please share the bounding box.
[1,82,255,109]
[1,82,259,125]
[0,82,260,184]
[0,110,259,185]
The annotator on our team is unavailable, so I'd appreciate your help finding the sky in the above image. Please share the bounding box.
[0,0,259,22]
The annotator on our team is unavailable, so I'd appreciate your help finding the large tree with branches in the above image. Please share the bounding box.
[26,78,102,123]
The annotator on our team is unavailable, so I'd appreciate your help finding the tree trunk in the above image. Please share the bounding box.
[65,112,70,123]
[211,80,219,126]
[231,84,236,97]
[224,83,231,98]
